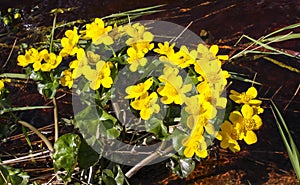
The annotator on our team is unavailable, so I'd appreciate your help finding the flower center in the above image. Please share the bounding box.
[243,119,255,130]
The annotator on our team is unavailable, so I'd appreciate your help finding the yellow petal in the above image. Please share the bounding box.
[244,130,257,145]
[140,108,151,120]
[209,45,219,56]
[229,111,243,124]
[241,104,253,119]
[183,146,194,158]
[195,149,208,158]
[205,123,215,135]
[101,77,113,88]
[246,86,258,98]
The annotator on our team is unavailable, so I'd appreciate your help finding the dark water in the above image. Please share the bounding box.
[0,0,299,184]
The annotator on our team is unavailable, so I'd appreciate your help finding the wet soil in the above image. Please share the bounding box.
[0,0,299,184]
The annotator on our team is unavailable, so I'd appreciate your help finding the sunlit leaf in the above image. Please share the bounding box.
[53,133,81,182]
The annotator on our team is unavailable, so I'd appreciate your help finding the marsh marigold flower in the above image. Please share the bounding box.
[229,86,262,105]
[154,41,175,56]
[69,48,90,79]
[84,61,113,90]
[126,47,147,72]
[216,121,241,152]
[60,69,73,89]
[82,18,113,45]
[37,49,62,72]
[157,65,192,105]
[229,104,262,145]
[183,134,208,158]
[17,48,40,67]
[125,78,153,99]
[130,92,160,120]
[125,23,154,46]
[59,27,79,57]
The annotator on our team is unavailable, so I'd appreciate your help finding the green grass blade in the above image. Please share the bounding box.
[241,35,297,58]
[262,33,300,43]
[1,106,53,114]
[270,100,300,181]
[0,73,28,79]
[228,73,262,85]
[263,23,300,39]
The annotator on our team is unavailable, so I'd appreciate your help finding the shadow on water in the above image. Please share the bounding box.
[0,0,299,184]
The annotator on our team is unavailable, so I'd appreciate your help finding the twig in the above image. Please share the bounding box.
[125,146,173,178]
[0,170,8,184]
[18,120,54,153]
[284,84,300,111]
[3,38,17,68]
[1,150,50,165]
[53,97,59,142]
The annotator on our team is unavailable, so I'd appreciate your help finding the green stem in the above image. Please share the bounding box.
[49,13,57,53]
[53,97,59,142]
[18,120,54,153]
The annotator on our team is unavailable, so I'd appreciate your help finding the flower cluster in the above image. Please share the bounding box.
[15,17,265,161]
[217,87,264,152]
[17,48,62,72]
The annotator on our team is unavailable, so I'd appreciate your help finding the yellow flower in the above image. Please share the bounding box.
[60,69,73,89]
[86,51,101,65]
[82,18,113,45]
[157,78,192,105]
[229,104,262,145]
[154,41,175,56]
[125,23,154,46]
[160,46,196,69]
[229,87,262,105]
[130,92,160,120]
[196,81,227,109]
[126,47,147,72]
[38,49,62,72]
[0,80,4,90]
[125,78,153,99]
[17,48,40,67]
[216,121,241,152]
[183,134,208,158]
[209,45,229,61]
[158,65,179,83]
[69,48,90,79]
[59,27,79,57]
[84,61,113,90]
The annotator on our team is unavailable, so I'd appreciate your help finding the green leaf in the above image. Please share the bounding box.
[113,165,126,185]
[53,133,81,182]
[0,164,29,185]
[37,80,59,98]
[102,169,117,185]
[166,157,195,178]
[171,128,188,154]
[78,138,100,169]
[145,117,169,139]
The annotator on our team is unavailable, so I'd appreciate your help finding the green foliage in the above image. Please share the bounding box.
[271,101,300,182]
[53,133,81,182]
[0,164,29,185]
[166,157,195,178]
[101,165,127,185]
[78,138,100,169]
[145,118,169,140]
